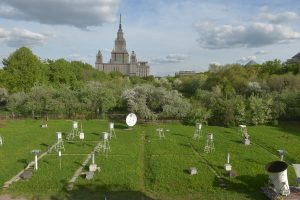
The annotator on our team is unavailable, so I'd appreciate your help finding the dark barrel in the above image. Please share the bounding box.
[266,161,288,173]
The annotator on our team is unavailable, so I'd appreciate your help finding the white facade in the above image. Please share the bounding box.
[95,15,150,77]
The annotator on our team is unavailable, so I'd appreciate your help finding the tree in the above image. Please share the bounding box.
[79,82,117,118]
[247,95,273,125]
[25,85,57,119]
[1,47,46,93]
[55,85,81,118]
[7,92,28,117]
[0,88,8,106]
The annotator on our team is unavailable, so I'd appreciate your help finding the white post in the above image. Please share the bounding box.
[227,152,230,164]
[92,153,95,164]
[59,151,62,170]
[35,155,38,170]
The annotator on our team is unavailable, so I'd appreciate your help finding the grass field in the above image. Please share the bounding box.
[0,119,299,199]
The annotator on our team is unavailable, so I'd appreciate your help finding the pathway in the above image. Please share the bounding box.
[3,141,60,189]
[67,141,102,191]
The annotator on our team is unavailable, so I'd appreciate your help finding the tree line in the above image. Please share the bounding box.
[0,47,300,126]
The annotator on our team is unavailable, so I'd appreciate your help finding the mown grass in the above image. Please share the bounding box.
[0,119,299,199]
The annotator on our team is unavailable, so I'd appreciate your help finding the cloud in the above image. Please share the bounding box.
[258,11,298,24]
[255,50,267,55]
[237,55,256,64]
[0,27,51,47]
[66,53,88,62]
[196,22,300,49]
[151,54,188,64]
[0,0,120,29]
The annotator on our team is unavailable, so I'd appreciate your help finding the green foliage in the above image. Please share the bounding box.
[184,105,212,125]
[1,47,47,93]
[247,95,273,125]
[1,47,300,125]
[122,85,191,120]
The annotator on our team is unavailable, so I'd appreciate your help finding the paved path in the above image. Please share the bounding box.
[67,141,102,191]
[2,141,59,189]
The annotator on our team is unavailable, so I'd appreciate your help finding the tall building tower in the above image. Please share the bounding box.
[95,14,150,77]
[110,15,129,64]
[95,50,103,70]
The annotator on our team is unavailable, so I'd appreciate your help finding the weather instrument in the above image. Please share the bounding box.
[292,164,300,187]
[55,132,65,152]
[31,149,41,170]
[204,133,215,153]
[193,123,202,140]
[156,128,165,139]
[126,113,137,127]
[266,161,290,196]
[95,132,110,155]
[109,122,116,139]
[67,121,80,140]
[239,125,250,145]
[277,150,287,161]
[79,132,85,140]
[224,152,232,172]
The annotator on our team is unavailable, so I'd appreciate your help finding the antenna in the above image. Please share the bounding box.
[126,113,137,128]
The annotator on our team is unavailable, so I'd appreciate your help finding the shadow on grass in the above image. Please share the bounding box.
[172,133,190,139]
[40,143,49,147]
[91,132,99,136]
[114,124,128,129]
[230,139,242,144]
[17,159,28,168]
[50,184,155,200]
[213,174,268,200]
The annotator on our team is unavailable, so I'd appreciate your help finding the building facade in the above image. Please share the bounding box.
[95,15,150,77]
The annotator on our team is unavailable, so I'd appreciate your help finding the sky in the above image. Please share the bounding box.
[0,0,300,76]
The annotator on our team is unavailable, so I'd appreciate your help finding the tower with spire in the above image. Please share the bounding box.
[95,14,150,77]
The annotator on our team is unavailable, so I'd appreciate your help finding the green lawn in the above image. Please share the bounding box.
[0,119,299,199]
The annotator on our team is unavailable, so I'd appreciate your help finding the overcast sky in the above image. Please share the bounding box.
[0,0,299,76]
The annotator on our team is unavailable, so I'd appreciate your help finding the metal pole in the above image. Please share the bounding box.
[35,155,38,170]
[59,151,62,170]
[227,152,230,164]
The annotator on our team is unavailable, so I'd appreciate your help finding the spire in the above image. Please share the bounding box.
[119,13,122,30]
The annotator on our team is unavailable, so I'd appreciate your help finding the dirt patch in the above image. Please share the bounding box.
[0,194,27,200]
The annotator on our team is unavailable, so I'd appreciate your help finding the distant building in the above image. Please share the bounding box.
[286,52,300,72]
[245,60,258,67]
[175,71,196,77]
[95,15,150,77]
